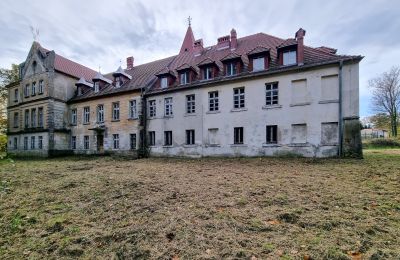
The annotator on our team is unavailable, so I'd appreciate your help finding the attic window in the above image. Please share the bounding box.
[78,87,83,96]
[226,62,237,76]
[115,76,122,88]
[161,77,168,88]
[32,61,37,73]
[253,57,265,71]
[94,82,99,93]
[180,71,189,85]
[283,50,297,66]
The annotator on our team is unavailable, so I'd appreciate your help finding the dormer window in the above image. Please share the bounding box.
[226,62,237,76]
[283,50,297,65]
[203,67,213,80]
[180,71,189,85]
[253,57,265,71]
[78,87,83,96]
[94,82,99,93]
[161,77,168,88]
[115,76,121,88]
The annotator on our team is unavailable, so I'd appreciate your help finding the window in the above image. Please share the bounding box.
[291,124,307,144]
[226,62,237,76]
[24,109,29,128]
[208,128,219,145]
[38,107,43,127]
[164,131,172,146]
[71,136,76,150]
[233,87,245,109]
[112,102,120,121]
[291,79,308,104]
[13,137,17,149]
[113,134,119,149]
[283,50,297,65]
[71,109,77,125]
[186,130,195,145]
[130,134,136,150]
[234,127,244,144]
[30,136,35,149]
[84,135,90,149]
[266,125,278,144]
[164,97,173,116]
[186,94,195,114]
[209,91,219,111]
[94,82,99,93]
[31,108,36,127]
[78,87,83,96]
[38,136,43,149]
[253,57,265,71]
[24,84,29,97]
[97,105,104,123]
[31,82,36,96]
[129,100,137,119]
[321,122,339,145]
[148,131,155,146]
[13,112,19,128]
[266,82,279,106]
[203,67,213,80]
[83,107,90,124]
[180,71,189,85]
[24,137,28,150]
[161,77,168,88]
[14,89,19,102]
[148,100,156,117]
[115,76,122,88]
[38,80,44,94]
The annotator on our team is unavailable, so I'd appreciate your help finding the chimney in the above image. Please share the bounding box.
[193,39,204,56]
[217,35,231,50]
[126,56,134,70]
[295,28,306,65]
[230,28,237,50]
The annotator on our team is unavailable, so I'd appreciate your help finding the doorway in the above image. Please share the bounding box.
[97,134,104,153]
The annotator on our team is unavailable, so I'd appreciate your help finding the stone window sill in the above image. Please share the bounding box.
[184,113,197,117]
[206,110,221,114]
[111,119,120,122]
[162,145,173,148]
[262,143,280,147]
[290,102,311,107]
[164,115,174,118]
[230,144,247,147]
[318,100,339,104]
[183,144,197,148]
[262,105,282,110]
[288,143,310,147]
[230,108,248,112]
[206,144,221,147]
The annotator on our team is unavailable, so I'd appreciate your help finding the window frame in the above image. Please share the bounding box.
[30,136,35,149]
[31,82,36,96]
[266,125,278,144]
[24,109,29,128]
[71,136,77,150]
[14,89,19,102]
[129,100,137,119]
[130,133,137,150]
[97,104,104,123]
[234,127,244,144]
[233,87,245,109]
[38,107,44,128]
[186,94,196,114]
[84,135,90,150]
[148,131,155,146]
[31,108,36,128]
[94,81,99,93]
[148,100,156,118]
[13,137,18,149]
[24,136,28,150]
[38,136,43,149]
[208,91,219,112]
[38,80,44,94]
[112,102,120,121]
[203,66,213,80]
[13,112,19,128]
[226,62,237,76]
[265,82,279,106]
[71,109,77,125]
[164,131,173,146]
[253,57,265,71]
[161,77,168,88]
[83,107,90,124]
[113,134,120,149]
[186,129,195,145]
[180,71,189,85]
[164,97,173,117]
[24,84,30,97]
[283,50,297,66]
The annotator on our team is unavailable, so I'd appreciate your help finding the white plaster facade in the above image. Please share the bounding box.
[147,63,359,157]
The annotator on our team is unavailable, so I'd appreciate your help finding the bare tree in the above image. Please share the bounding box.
[369,66,400,137]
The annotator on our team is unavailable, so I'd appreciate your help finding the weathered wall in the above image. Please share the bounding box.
[7,132,49,157]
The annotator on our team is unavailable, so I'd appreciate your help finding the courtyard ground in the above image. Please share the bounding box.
[0,149,399,259]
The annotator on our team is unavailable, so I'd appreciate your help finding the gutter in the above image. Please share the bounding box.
[338,60,343,157]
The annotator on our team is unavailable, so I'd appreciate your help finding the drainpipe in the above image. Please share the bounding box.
[139,87,148,158]
[338,60,343,157]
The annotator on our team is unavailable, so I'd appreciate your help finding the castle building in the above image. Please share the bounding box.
[6,25,363,157]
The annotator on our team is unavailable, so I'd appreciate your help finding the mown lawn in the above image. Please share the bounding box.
[0,150,399,259]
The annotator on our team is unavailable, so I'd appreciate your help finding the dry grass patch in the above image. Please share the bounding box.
[0,151,399,259]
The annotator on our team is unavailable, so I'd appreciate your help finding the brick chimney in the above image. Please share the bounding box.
[126,56,134,70]
[230,28,237,50]
[217,35,231,50]
[295,28,306,65]
[193,39,204,56]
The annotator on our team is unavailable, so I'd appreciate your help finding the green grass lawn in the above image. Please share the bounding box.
[1,149,399,259]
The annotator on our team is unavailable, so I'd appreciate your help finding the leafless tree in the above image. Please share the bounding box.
[369,66,400,137]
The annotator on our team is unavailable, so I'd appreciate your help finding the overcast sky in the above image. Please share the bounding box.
[1,0,399,117]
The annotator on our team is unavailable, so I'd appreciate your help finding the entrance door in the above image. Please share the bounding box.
[97,134,104,153]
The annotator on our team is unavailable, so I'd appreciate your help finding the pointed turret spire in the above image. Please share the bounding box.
[179,18,195,54]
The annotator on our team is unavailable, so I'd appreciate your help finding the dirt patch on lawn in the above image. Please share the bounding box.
[0,151,399,259]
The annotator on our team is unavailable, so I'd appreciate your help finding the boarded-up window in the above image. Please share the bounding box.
[321,75,339,101]
[208,128,219,145]
[321,122,339,145]
[291,124,307,144]
[291,79,308,104]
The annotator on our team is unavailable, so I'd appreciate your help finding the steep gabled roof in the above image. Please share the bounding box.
[180,25,195,54]
[53,54,97,82]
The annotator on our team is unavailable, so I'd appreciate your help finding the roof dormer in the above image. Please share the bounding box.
[75,77,93,96]
[197,58,219,80]
[176,63,197,85]
[112,66,132,88]
[155,69,176,89]
[247,46,270,72]
[221,53,243,76]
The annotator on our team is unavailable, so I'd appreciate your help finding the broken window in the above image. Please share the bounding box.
[291,124,307,144]
[38,136,43,149]
[112,102,120,121]
[234,127,244,144]
[113,134,119,149]
[148,131,155,146]
[71,136,76,150]
[148,100,156,118]
[130,134,136,150]
[186,94,195,114]
[164,97,173,116]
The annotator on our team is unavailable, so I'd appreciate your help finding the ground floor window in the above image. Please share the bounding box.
[113,134,120,149]
[24,137,28,150]
[186,129,195,145]
[71,136,76,150]
[84,136,90,150]
[234,127,244,144]
[30,136,35,149]
[130,134,136,150]
[38,136,43,149]
[266,125,278,144]
[164,131,172,146]
[13,137,18,149]
[148,131,155,146]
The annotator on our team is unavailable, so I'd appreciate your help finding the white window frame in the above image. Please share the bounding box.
[253,57,265,71]
[83,107,90,124]
[204,67,213,80]
[164,97,173,117]
[180,71,189,85]
[283,50,297,66]
[148,100,156,118]
[265,82,279,106]
[233,87,245,109]
[113,134,120,149]
[186,94,195,114]
[97,104,104,123]
[226,62,237,76]
[129,100,137,119]
[209,91,219,112]
[112,102,120,121]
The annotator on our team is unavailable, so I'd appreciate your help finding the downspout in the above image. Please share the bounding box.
[139,87,148,158]
[338,60,343,157]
